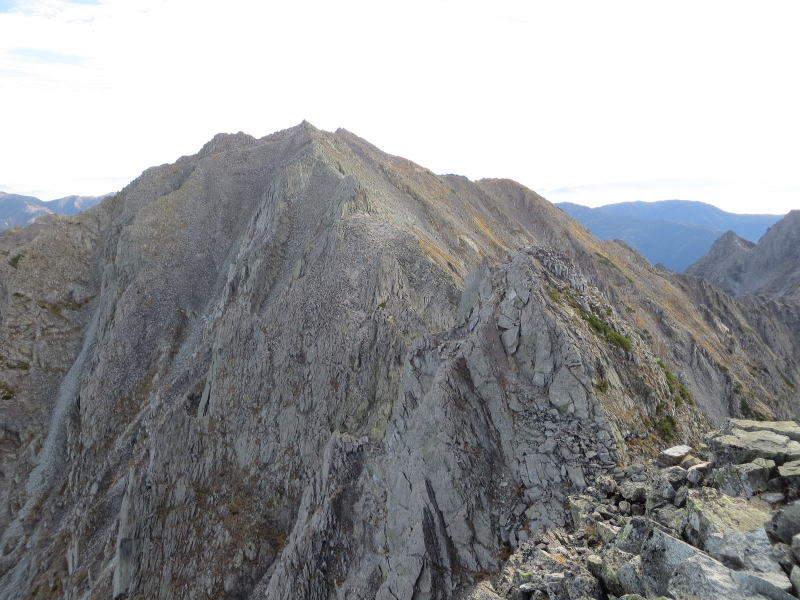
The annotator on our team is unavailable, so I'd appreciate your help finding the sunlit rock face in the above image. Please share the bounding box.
[0,123,798,599]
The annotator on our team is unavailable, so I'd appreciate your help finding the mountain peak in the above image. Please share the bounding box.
[688,210,800,299]
[712,230,754,250]
[2,124,800,600]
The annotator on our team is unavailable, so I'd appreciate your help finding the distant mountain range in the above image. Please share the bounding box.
[555,200,784,271]
[0,191,108,231]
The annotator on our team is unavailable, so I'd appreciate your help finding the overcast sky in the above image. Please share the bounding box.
[1,0,798,214]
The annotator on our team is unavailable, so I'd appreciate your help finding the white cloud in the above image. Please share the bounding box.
[1,0,799,213]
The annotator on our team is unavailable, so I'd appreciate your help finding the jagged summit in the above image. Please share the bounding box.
[713,229,755,248]
[688,209,800,299]
[0,125,798,599]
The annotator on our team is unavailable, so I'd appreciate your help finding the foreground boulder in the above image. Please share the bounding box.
[708,427,800,465]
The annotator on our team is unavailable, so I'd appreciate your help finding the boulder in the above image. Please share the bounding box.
[768,500,800,544]
[598,547,639,597]
[683,487,771,549]
[704,527,790,590]
[613,517,652,554]
[659,445,693,466]
[639,528,700,594]
[680,454,704,468]
[687,461,711,485]
[662,465,688,489]
[708,428,800,466]
[667,554,749,600]
[619,481,647,502]
[712,458,774,498]
[568,495,596,530]
[668,554,795,600]
[777,459,800,485]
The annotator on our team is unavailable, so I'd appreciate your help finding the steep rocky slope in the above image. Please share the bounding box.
[0,123,798,599]
[687,211,800,299]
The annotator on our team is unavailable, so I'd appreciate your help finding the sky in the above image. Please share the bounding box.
[1,0,799,214]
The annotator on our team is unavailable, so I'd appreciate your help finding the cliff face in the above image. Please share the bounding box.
[687,211,800,300]
[0,123,798,599]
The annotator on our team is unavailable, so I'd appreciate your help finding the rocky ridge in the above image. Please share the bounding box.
[0,123,798,599]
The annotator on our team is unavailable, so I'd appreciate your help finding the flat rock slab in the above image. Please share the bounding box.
[730,419,800,443]
[659,445,693,466]
[708,428,800,465]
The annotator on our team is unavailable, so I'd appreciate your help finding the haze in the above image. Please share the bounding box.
[1,0,798,214]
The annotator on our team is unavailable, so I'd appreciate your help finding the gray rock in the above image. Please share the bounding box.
[674,485,688,507]
[619,481,647,502]
[683,487,771,549]
[662,465,688,489]
[791,566,800,597]
[769,500,800,544]
[613,517,652,554]
[778,459,800,483]
[761,492,785,506]
[730,420,800,443]
[639,528,701,594]
[687,461,711,485]
[680,455,704,468]
[599,547,637,597]
[668,553,794,600]
[704,527,789,589]
[659,445,693,466]
[712,458,774,498]
[708,428,800,466]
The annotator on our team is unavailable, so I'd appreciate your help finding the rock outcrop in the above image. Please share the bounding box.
[0,123,798,599]
[472,420,800,600]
